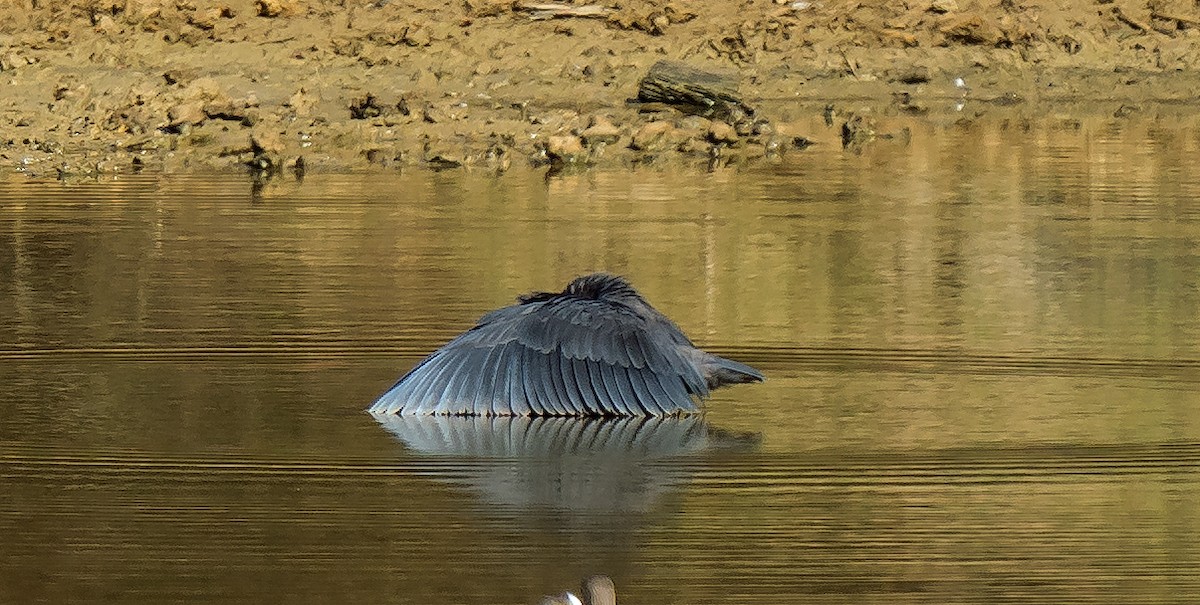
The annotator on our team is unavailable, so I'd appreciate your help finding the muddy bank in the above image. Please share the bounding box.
[4,0,1200,177]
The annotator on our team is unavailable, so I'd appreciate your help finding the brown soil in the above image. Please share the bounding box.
[4,0,1200,176]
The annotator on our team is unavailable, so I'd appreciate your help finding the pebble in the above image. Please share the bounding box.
[580,116,621,146]
[545,135,586,163]
[707,121,739,145]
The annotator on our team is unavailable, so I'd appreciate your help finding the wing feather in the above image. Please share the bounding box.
[548,349,586,415]
[443,347,484,414]
[531,349,567,415]
[597,362,635,416]
[570,357,604,415]
[410,351,471,414]
[655,372,699,413]
[371,285,732,416]
[582,360,616,416]
[504,343,532,416]
[555,355,588,415]
[520,345,547,416]
[611,365,649,415]
[470,342,505,416]
[637,366,677,415]
[624,366,666,415]
[621,331,647,369]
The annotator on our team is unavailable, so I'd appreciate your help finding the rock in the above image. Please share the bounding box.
[182,77,225,102]
[405,26,431,47]
[248,127,284,172]
[256,0,297,18]
[791,136,814,150]
[937,13,1006,46]
[580,116,621,146]
[190,7,228,30]
[1,53,28,71]
[425,153,463,170]
[287,88,318,116]
[464,0,510,18]
[545,135,587,164]
[930,0,959,14]
[630,121,675,152]
[94,14,118,34]
[250,127,284,156]
[422,104,449,123]
[841,115,876,148]
[676,136,709,155]
[892,66,931,84]
[707,121,738,145]
[167,101,207,128]
[204,98,251,122]
[349,94,386,120]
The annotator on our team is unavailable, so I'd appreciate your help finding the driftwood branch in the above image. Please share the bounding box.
[1112,6,1152,32]
[635,60,754,123]
[516,2,612,20]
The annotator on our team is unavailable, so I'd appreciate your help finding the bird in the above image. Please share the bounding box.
[369,273,763,417]
[540,575,617,605]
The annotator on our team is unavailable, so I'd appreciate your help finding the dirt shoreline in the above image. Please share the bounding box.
[4,0,1200,177]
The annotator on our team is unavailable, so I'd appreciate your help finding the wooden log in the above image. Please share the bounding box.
[516,2,612,20]
[635,60,754,123]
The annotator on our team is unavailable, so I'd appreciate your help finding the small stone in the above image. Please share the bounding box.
[256,0,297,18]
[938,13,1005,46]
[182,77,224,102]
[676,136,709,155]
[422,104,449,124]
[630,121,675,151]
[167,101,207,127]
[190,7,225,30]
[707,121,738,145]
[204,98,250,122]
[1,53,26,71]
[841,115,876,148]
[892,66,930,84]
[250,127,284,156]
[350,94,385,120]
[791,136,814,150]
[287,88,318,116]
[930,0,958,13]
[580,116,621,146]
[405,27,431,47]
[545,135,586,163]
[94,14,118,33]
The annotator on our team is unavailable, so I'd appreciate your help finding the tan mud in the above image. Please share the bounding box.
[4,0,1200,177]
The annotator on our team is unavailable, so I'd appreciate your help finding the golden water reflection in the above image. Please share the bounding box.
[1,110,1199,604]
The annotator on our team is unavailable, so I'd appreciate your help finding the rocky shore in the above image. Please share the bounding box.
[4,0,1200,177]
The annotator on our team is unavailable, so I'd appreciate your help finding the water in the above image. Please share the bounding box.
[2,112,1200,604]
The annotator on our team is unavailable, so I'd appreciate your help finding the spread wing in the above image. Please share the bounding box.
[369,297,710,416]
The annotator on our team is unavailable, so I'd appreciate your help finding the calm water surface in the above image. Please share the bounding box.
[2,114,1200,604]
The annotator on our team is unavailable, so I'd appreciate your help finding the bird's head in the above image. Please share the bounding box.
[518,273,641,304]
[563,273,639,300]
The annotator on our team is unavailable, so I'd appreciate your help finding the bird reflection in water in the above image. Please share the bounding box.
[371,414,756,603]
[370,414,760,513]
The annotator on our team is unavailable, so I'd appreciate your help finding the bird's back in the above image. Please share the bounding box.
[369,273,762,416]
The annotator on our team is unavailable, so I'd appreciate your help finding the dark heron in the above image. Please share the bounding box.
[369,273,764,417]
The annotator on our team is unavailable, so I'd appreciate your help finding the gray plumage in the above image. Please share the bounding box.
[369,273,764,417]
